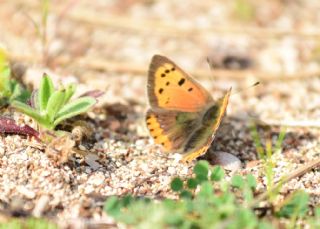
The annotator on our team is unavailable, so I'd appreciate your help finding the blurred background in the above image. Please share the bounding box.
[1,0,320,121]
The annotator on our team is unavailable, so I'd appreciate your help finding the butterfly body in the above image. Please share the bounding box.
[146,55,231,162]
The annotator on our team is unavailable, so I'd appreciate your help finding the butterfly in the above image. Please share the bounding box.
[146,55,231,162]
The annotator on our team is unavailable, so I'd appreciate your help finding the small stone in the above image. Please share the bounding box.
[32,195,50,217]
[212,151,242,172]
[17,186,36,199]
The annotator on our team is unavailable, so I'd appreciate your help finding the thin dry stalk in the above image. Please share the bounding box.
[251,156,320,207]
[10,0,320,39]
[8,52,320,81]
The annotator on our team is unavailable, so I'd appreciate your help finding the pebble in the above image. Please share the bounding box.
[212,151,242,172]
[17,186,36,199]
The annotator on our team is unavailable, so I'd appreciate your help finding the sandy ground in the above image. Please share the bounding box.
[0,0,320,227]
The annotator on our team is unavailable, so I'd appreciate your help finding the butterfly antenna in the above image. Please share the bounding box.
[206,56,217,83]
[231,81,260,95]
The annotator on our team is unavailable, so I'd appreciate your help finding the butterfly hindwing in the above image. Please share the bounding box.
[146,109,200,152]
[182,89,231,162]
[148,55,213,112]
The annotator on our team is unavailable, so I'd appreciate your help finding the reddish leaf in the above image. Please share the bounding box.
[79,90,104,99]
[0,116,40,141]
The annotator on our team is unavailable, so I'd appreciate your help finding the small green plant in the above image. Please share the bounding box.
[104,161,271,228]
[233,0,255,22]
[308,207,320,229]
[276,191,310,228]
[250,123,286,202]
[0,48,30,107]
[0,218,57,229]
[12,74,96,130]
[104,160,317,228]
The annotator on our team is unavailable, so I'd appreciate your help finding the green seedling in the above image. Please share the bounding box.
[0,218,57,229]
[250,122,286,202]
[0,48,30,106]
[104,161,272,228]
[12,74,96,130]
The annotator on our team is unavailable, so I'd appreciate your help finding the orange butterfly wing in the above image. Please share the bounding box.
[147,55,213,112]
[146,55,231,162]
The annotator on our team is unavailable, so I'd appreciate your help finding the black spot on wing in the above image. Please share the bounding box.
[166,82,170,86]
[178,78,185,86]
[159,88,164,94]
[161,73,166,77]
[188,87,193,92]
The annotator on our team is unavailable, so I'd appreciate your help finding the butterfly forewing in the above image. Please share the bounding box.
[148,55,213,112]
[146,54,231,162]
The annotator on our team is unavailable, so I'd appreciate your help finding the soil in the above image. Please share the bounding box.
[0,0,320,227]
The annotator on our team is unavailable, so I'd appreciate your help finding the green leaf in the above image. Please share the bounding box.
[198,181,213,198]
[315,207,320,217]
[171,178,183,192]
[46,90,66,121]
[38,73,54,113]
[63,84,76,104]
[12,101,48,127]
[234,208,258,229]
[179,190,193,199]
[231,175,244,189]
[0,47,7,66]
[104,196,121,216]
[194,161,209,176]
[187,178,198,189]
[276,191,309,218]
[211,166,225,181]
[0,66,10,95]
[10,81,30,103]
[26,218,57,229]
[246,174,257,189]
[53,96,96,128]
[121,195,134,207]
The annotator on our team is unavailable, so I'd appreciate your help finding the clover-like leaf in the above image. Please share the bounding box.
[193,161,209,177]
[246,174,257,189]
[211,166,225,181]
[171,178,183,192]
[231,175,245,189]
[187,178,198,189]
